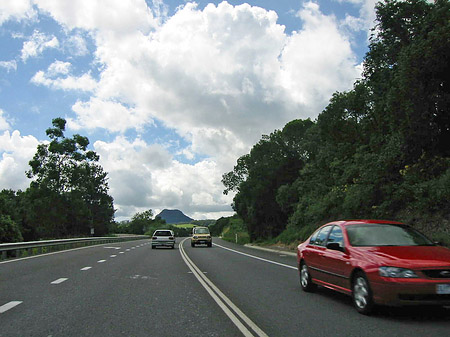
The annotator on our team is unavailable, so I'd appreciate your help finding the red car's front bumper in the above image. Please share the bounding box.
[370,277,450,306]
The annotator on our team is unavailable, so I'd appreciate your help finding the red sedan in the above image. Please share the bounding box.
[297,220,450,314]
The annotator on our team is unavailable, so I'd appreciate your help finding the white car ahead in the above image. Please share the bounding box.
[151,229,175,249]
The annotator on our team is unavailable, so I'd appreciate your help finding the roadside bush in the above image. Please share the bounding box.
[0,215,23,243]
[221,217,250,245]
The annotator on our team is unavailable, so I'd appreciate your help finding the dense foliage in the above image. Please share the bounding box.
[210,214,250,245]
[223,0,450,243]
[0,118,115,242]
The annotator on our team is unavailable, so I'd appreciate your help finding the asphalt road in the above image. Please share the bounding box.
[1,238,449,337]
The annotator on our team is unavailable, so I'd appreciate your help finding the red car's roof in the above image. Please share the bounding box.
[336,219,405,226]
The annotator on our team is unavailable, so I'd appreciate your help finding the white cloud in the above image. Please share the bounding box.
[0,130,39,191]
[0,109,11,131]
[34,0,157,33]
[69,1,357,139]
[47,60,71,75]
[31,70,97,91]
[279,2,360,107]
[68,97,152,132]
[0,0,36,25]
[0,60,18,72]
[65,2,294,164]
[21,30,59,62]
[31,60,97,92]
[94,136,234,220]
[64,33,89,56]
[337,0,378,33]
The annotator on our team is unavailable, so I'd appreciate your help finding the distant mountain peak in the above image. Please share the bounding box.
[156,209,194,224]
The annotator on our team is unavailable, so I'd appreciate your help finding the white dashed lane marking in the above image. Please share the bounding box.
[97,260,106,263]
[0,301,22,314]
[80,267,92,271]
[51,278,68,285]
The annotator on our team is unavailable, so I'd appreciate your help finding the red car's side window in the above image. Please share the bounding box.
[326,226,344,248]
[309,230,319,245]
[313,226,332,246]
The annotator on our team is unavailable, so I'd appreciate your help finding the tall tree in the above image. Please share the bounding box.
[223,119,313,240]
[26,118,114,238]
[364,0,450,162]
[129,210,154,234]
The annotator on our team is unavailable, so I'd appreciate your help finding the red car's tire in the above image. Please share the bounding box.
[299,262,317,292]
[352,271,374,315]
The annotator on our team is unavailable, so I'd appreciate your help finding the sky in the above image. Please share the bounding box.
[0,0,378,221]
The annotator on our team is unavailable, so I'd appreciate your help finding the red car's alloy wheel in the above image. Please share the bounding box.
[352,272,374,315]
[300,263,316,292]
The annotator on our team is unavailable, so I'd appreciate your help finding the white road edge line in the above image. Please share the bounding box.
[51,278,68,284]
[213,243,297,270]
[179,238,268,337]
[0,301,22,314]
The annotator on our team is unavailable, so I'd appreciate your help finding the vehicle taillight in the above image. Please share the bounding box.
[169,236,174,240]
[152,236,157,240]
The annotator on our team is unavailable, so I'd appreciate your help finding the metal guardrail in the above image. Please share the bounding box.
[0,235,149,261]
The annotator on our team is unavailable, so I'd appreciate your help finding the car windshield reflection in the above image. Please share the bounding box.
[347,224,434,247]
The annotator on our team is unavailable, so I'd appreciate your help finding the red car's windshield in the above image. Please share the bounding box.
[346,224,434,247]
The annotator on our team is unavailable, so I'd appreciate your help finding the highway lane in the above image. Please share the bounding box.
[0,239,241,337]
[1,237,449,337]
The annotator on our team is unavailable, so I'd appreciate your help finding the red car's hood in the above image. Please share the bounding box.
[354,245,450,268]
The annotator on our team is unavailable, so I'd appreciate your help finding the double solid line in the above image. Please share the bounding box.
[179,238,269,337]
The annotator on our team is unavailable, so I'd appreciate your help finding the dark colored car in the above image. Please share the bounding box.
[297,220,450,314]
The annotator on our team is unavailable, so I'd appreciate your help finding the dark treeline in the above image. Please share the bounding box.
[0,118,115,242]
[222,0,450,243]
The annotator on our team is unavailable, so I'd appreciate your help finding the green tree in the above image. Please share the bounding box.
[0,215,23,243]
[223,119,314,240]
[129,210,154,234]
[0,189,37,241]
[25,118,114,238]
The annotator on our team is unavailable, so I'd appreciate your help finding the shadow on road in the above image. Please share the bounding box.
[311,286,450,321]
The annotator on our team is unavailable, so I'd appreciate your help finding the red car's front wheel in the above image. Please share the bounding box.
[352,272,374,315]
[299,262,316,292]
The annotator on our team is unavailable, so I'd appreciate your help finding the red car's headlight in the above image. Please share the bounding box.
[379,266,418,278]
